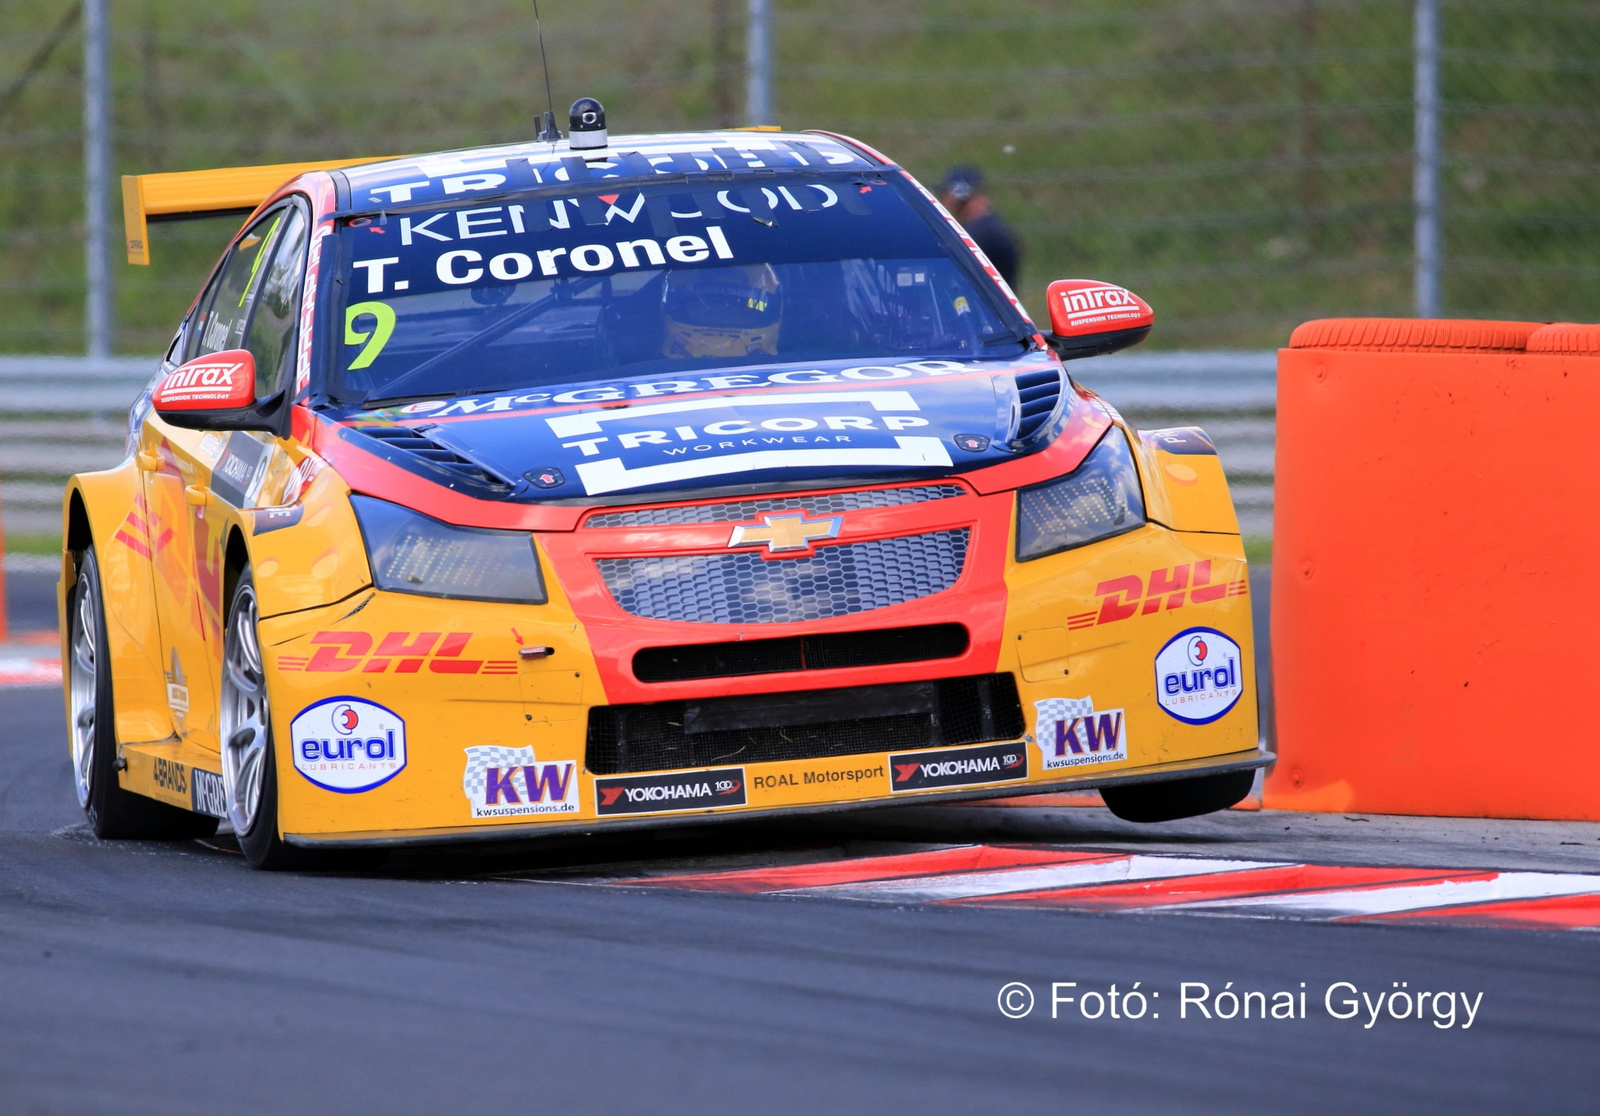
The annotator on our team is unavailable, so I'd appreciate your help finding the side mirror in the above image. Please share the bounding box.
[1043,279,1153,360]
[152,349,287,434]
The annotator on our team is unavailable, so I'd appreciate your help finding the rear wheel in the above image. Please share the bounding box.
[220,568,304,870]
[68,546,216,839]
[1100,769,1256,824]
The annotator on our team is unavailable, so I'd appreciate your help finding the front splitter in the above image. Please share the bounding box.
[284,746,1273,850]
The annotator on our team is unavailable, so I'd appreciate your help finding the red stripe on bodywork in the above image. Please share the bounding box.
[627,845,1113,894]
[1354,891,1600,930]
[944,864,1487,909]
[114,529,151,558]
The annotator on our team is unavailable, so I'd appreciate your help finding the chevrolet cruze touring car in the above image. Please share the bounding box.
[65,103,1266,867]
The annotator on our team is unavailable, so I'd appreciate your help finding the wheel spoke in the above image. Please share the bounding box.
[68,557,102,811]
[220,579,273,836]
[225,660,261,698]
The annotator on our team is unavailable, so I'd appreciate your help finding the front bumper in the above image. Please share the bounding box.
[260,495,1260,843]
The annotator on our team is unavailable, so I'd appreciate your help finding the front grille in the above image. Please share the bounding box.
[596,528,969,624]
[633,623,969,682]
[584,484,966,528]
[586,673,1025,774]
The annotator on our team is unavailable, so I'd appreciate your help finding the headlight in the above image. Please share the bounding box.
[1015,428,1146,561]
[350,495,547,603]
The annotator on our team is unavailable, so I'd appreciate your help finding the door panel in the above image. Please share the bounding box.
[141,205,302,751]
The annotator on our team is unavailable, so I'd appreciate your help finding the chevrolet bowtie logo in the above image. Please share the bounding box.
[728,513,843,554]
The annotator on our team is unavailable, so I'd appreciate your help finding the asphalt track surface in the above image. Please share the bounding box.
[4,570,1599,1114]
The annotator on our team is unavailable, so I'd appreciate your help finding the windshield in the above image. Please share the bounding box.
[326,172,1024,407]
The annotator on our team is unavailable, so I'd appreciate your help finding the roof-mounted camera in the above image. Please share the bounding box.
[569,98,607,150]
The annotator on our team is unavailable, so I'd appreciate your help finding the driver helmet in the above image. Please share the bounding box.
[662,264,782,359]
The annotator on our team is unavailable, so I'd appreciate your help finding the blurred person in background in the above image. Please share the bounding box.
[938,166,1021,288]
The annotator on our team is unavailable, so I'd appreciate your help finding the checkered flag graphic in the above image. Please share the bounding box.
[462,745,538,802]
[1033,697,1096,732]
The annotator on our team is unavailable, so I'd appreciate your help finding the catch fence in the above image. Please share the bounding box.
[2,0,1596,354]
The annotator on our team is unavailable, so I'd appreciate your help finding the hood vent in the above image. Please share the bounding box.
[1013,368,1064,442]
[353,425,513,495]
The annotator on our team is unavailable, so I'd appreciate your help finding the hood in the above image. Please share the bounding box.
[332,353,1068,502]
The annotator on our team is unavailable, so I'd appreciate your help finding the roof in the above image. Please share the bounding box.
[337,130,882,211]
[121,130,882,265]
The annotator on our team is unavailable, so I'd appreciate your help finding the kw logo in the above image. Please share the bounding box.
[1067,560,1248,630]
[1034,698,1128,771]
[278,631,517,675]
[1054,711,1123,758]
[728,512,843,554]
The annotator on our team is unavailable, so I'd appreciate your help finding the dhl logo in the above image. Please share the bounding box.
[278,632,517,675]
[1067,560,1248,630]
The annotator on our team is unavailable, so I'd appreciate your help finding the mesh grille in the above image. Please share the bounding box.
[586,673,1025,774]
[597,529,969,624]
[584,484,967,528]
[633,623,969,682]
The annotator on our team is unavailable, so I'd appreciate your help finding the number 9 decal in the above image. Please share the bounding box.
[344,301,396,370]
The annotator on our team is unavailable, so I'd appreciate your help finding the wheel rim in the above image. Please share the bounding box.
[220,583,270,835]
[67,557,99,809]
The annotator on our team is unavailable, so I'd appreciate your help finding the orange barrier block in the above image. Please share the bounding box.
[1266,320,1600,820]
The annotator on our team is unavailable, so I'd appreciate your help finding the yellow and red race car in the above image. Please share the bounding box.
[64,103,1265,868]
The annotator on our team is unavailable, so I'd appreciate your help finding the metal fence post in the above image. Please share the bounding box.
[1414,0,1442,319]
[83,0,113,358]
[745,0,771,126]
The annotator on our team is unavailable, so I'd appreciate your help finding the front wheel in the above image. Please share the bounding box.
[220,568,301,870]
[68,546,216,839]
[1100,769,1256,824]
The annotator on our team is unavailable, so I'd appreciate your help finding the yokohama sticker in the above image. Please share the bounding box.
[290,697,407,793]
[1033,698,1127,770]
[594,767,746,815]
[1154,627,1244,725]
[461,745,579,818]
[889,741,1027,792]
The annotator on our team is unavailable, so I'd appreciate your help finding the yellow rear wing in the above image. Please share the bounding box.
[120,157,391,265]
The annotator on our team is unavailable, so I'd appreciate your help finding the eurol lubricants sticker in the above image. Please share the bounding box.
[290,697,407,793]
[1154,627,1244,725]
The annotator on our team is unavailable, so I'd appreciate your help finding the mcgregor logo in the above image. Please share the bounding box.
[1067,560,1248,630]
[277,632,517,675]
[728,512,843,554]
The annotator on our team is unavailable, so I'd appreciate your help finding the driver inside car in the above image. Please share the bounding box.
[661,264,784,359]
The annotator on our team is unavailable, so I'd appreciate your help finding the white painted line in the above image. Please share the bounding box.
[0,657,61,687]
[786,855,1291,903]
[1157,871,1600,920]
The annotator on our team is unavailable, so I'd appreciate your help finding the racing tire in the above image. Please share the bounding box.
[1100,769,1256,824]
[221,567,306,870]
[68,546,218,840]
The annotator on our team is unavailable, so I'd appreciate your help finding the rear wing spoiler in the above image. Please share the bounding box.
[120,157,388,265]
